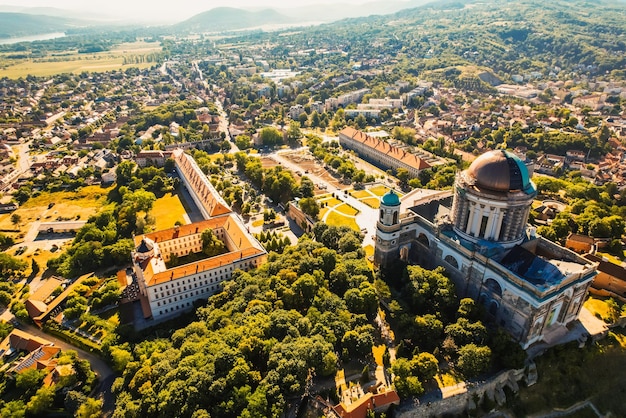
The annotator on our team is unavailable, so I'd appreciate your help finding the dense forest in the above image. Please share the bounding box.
[106,224,524,417]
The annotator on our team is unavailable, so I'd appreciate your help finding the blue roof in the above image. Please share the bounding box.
[381,190,401,206]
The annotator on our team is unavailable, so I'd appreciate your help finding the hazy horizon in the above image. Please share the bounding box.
[0,0,410,23]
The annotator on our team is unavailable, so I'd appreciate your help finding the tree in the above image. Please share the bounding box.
[396,168,410,185]
[0,253,27,279]
[201,228,226,257]
[235,134,252,150]
[411,352,439,381]
[115,160,137,187]
[299,197,320,219]
[26,386,55,415]
[76,397,103,418]
[287,121,302,143]
[16,368,45,392]
[0,232,14,250]
[259,127,283,147]
[10,213,21,227]
[299,176,315,198]
[456,344,491,378]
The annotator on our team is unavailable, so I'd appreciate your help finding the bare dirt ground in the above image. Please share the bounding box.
[281,152,345,191]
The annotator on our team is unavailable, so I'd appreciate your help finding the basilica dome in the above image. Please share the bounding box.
[467,150,532,193]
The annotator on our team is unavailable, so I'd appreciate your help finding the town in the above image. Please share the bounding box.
[0,0,626,417]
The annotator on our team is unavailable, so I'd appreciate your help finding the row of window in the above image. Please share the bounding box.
[156,284,219,307]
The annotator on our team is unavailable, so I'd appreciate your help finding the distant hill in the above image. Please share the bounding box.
[0,13,77,39]
[278,0,434,22]
[176,7,295,32]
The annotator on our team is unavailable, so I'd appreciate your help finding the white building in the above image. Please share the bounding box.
[374,150,596,348]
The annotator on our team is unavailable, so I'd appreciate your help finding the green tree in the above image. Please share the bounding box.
[26,385,55,415]
[76,397,103,418]
[299,176,315,198]
[457,344,491,378]
[259,127,283,147]
[411,352,439,381]
[10,213,21,227]
[201,228,226,257]
[287,121,302,142]
[16,368,45,392]
[115,160,137,187]
[299,197,320,219]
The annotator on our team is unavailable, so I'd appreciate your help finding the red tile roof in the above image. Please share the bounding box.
[340,127,431,171]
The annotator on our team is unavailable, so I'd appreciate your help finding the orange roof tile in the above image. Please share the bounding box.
[340,127,431,171]
[333,390,400,418]
[135,215,265,287]
[175,152,231,217]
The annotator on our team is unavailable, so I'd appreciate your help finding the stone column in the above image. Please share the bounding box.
[466,203,477,235]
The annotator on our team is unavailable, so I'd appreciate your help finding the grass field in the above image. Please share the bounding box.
[318,196,342,207]
[514,333,626,416]
[361,197,380,209]
[350,190,372,199]
[0,41,161,78]
[150,192,187,231]
[596,251,625,264]
[335,203,359,216]
[369,185,403,198]
[326,211,359,231]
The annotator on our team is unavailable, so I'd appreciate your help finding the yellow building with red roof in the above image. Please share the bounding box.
[338,127,445,178]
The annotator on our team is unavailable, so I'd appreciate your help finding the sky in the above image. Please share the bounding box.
[0,0,389,23]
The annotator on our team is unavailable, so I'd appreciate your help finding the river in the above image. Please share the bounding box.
[0,32,67,45]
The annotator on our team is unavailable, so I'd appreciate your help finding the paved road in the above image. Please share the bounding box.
[16,321,116,415]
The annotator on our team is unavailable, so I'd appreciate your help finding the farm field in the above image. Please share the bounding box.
[0,41,162,78]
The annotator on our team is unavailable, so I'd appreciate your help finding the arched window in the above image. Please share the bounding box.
[484,278,502,297]
[380,209,384,220]
[417,233,430,248]
[444,255,459,269]
[393,211,398,224]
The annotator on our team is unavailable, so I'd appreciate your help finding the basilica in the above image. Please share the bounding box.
[374,150,597,348]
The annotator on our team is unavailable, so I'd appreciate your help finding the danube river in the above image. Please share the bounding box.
[0,32,66,45]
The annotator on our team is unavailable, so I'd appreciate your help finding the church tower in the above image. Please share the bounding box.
[374,190,402,266]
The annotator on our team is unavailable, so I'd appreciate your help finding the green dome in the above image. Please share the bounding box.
[381,190,401,206]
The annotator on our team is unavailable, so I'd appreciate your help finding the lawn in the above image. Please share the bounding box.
[350,189,372,199]
[325,211,360,231]
[369,185,392,197]
[435,371,464,389]
[368,185,403,198]
[335,203,359,216]
[596,251,624,264]
[318,196,342,207]
[0,41,161,78]
[361,197,381,209]
[151,192,188,231]
[372,344,386,367]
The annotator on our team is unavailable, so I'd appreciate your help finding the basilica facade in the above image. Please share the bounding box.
[375,150,597,348]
